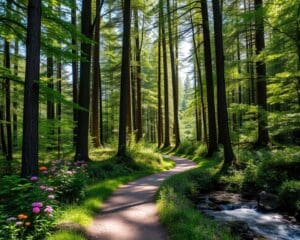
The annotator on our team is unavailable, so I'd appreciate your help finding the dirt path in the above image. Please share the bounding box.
[87,155,196,240]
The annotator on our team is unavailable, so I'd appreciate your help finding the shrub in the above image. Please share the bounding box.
[0,174,56,240]
[278,180,300,214]
[256,149,300,193]
[48,160,88,203]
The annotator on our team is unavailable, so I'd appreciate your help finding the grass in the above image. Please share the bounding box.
[157,151,238,240]
[48,145,174,240]
[47,231,85,240]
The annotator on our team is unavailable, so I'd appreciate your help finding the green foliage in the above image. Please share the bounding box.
[157,157,237,240]
[0,175,56,240]
[48,161,88,203]
[256,148,300,192]
[279,180,300,214]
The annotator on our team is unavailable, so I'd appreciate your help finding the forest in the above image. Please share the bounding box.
[0,0,299,239]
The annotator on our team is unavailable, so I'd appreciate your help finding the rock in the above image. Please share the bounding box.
[258,191,279,211]
[225,221,266,240]
[197,201,221,211]
[209,191,242,205]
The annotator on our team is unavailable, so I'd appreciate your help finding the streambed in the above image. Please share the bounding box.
[197,191,300,240]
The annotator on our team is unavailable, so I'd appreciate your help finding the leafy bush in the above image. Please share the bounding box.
[256,149,300,192]
[278,180,300,214]
[0,174,56,240]
[48,161,88,203]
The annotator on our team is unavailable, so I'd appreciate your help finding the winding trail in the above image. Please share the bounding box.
[87,155,196,240]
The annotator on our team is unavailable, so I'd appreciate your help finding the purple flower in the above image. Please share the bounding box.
[44,205,53,214]
[6,217,17,222]
[32,207,40,214]
[30,176,38,181]
[43,171,48,174]
[39,185,46,190]
[48,194,55,200]
[16,221,23,226]
[32,202,43,208]
[47,187,54,192]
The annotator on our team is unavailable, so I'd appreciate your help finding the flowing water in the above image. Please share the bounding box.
[199,195,300,240]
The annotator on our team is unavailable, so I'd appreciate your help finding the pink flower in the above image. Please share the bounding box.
[30,176,38,181]
[32,207,40,214]
[43,171,48,174]
[39,185,46,190]
[32,202,43,208]
[48,194,55,200]
[44,206,53,214]
[47,187,54,192]
[16,221,23,226]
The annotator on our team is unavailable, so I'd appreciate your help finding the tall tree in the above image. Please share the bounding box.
[71,0,78,147]
[13,40,18,146]
[21,0,42,177]
[157,22,163,147]
[200,0,218,156]
[190,10,208,144]
[254,0,269,146]
[75,0,92,161]
[3,0,13,171]
[160,0,170,148]
[166,0,180,147]
[91,0,103,148]
[212,0,235,165]
[134,8,143,142]
[117,0,131,156]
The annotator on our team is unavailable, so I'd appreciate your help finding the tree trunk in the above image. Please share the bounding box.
[4,38,12,166]
[212,0,235,166]
[254,0,269,146]
[57,61,62,158]
[157,22,163,147]
[200,0,218,156]
[190,11,208,144]
[75,0,92,162]
[166,0,180,147]
[160,0,170,148]
[13,40,18,146]
[91,0,102,148]
[21,0,41,177]
[117,0,131,157]
[72,0,78,147]
[134,9,143,142]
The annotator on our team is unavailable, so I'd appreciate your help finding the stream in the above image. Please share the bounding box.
[197,192,300,240]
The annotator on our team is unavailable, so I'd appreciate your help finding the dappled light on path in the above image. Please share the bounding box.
[87,156,196,240]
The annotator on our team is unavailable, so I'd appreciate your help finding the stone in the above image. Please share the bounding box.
[258,191,280,211]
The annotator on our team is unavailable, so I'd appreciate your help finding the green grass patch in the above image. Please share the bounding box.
[157,154,238,240]
[48,145,174,240]
[47,231,85,240]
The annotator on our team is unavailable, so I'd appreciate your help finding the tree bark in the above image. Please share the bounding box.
[166,0,180,147]
[160,0,170,148]
[4,37,12,166]
[21,0,41,177]
[57,61,62,158]
[212,0,235,165]
[75,0,92,161]
[134,9,143,142]
[200,0,218,156]
[13,40,18,146]
[72,0,78,147]
[91,0,102,148]
[157,20,163,147]
[117,0,131,157]
[254,0,269,146]
[190,11,208,144]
